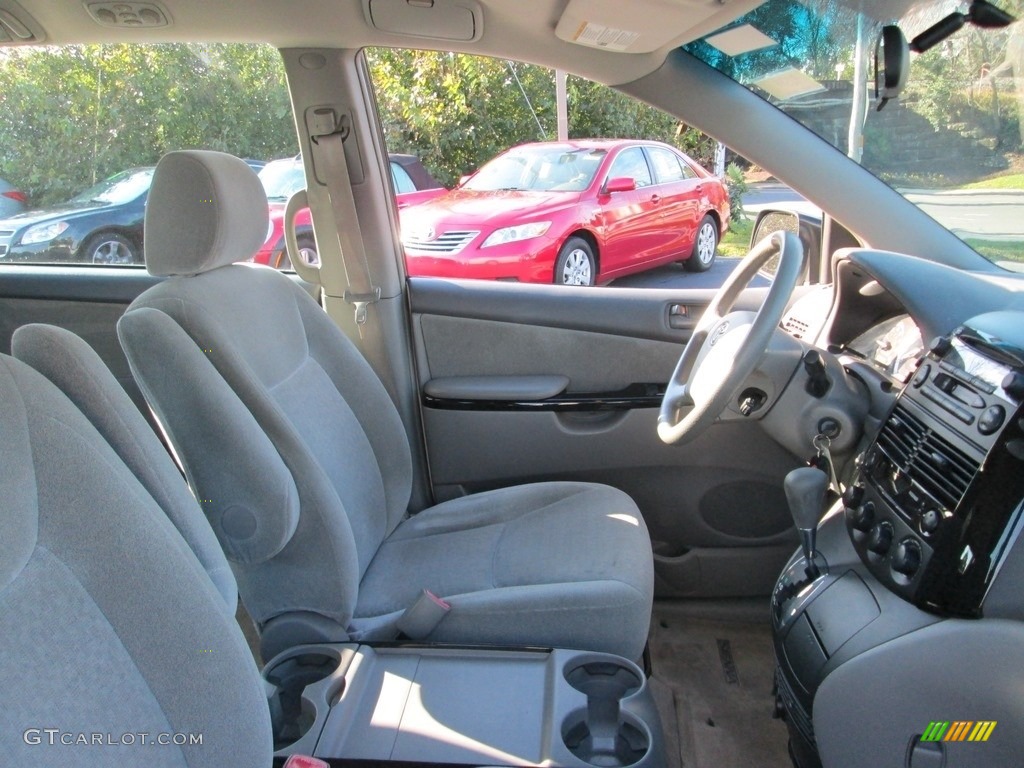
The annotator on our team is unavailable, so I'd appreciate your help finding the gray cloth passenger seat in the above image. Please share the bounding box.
[118,149,655,661]
[0,350,272,767]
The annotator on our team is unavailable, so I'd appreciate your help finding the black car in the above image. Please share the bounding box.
[0,167,153,265]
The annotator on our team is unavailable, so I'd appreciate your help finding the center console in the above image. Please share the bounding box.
[264,643,665,767]
[771,312,1024,768]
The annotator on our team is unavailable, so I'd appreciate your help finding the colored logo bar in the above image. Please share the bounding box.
[921,721,997,743]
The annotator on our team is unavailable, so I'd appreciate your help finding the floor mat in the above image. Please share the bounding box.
[649,603,792,768]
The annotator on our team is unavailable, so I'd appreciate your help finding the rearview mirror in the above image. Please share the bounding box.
[604,176,637,194]
[874,25,910,112]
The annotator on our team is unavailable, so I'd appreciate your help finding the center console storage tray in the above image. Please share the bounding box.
[264,644,664,767]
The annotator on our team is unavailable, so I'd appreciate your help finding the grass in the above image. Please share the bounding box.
[961,173,1024,191]
[965,238,1024,265]
[719,216,753,259]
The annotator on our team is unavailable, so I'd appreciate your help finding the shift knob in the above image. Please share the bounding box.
[784,466,830,575]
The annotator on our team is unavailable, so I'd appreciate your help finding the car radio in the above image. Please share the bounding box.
[844,311,1024,617]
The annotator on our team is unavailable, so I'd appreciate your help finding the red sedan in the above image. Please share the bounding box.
[400,139,729,285]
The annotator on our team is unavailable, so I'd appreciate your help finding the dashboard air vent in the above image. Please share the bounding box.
[876,404,979,511]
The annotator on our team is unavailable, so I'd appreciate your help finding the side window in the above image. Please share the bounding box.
[391,162,417,194]
[367,48,750,289]
[607,148,653,188]
[646,147,686,184]
[0,44,296,268]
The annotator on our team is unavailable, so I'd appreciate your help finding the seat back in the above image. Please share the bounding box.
[12,322,237,612]
[0,352,271,767]
[118,150,413,653]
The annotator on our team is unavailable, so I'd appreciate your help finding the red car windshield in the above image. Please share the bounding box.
[463,147,607,193]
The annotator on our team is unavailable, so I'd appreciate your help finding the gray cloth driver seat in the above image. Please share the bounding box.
[118,150,654,661]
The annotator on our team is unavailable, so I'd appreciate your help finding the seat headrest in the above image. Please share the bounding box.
[144,150,269,277]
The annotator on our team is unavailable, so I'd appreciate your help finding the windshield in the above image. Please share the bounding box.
[258,160,305,201]
[68,168,154,206]
[463,146,608,192]
[684,0,1024,271]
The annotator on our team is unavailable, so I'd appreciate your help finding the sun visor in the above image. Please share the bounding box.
[555,0,761,54]
[363,0,483,43]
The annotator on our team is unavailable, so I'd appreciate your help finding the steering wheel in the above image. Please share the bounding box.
[657,230,805,445]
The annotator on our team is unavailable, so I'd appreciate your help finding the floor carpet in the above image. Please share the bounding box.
[649,601,793,768]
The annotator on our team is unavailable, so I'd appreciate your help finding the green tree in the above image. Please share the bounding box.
[367,48,724,185]
[0,44,296,206]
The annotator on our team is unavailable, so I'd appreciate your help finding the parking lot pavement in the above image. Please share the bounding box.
[608,257,770,290]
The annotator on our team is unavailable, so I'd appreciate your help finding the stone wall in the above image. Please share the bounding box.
[779,81,1007,181]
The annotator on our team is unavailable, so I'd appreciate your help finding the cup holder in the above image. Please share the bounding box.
[264,650,342,750]
[562,660,650,767]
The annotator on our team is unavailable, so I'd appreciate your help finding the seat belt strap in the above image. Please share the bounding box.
[310,109,380,330]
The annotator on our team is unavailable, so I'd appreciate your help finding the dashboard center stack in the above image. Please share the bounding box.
[771,310,1024,768]
[847,316,1024,617]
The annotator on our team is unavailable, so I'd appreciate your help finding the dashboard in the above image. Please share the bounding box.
[770,248,1024,768]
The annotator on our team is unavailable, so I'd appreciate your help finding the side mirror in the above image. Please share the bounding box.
[874,25,910,112]
[750,209,820,280]
[604,176,637,194]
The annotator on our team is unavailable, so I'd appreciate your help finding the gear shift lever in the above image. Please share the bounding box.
[784,466,830,578]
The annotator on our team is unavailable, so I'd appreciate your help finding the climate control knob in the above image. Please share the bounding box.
[920,509,941,535]
[842,484,865,510]
[867,521,893,555]
[892,539,922,577]
[850,501,875,533]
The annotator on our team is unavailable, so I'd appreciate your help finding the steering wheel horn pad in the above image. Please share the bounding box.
[657,230,804,445]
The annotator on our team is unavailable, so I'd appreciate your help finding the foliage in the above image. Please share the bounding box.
[0,44,297,207]
[962,172,1024,190]
[965,237,1024,265]
[366,48,721,187]
[0,43,728,207]
[718,216,754,259]
[724,163,749,223]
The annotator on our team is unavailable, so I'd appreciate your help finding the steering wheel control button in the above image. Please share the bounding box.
[892,539,922,577]
[802,349,831,397]
[867,521,894,555]
[978,405,1006,435]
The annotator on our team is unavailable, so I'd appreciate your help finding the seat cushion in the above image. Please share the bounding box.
[354,482,654,660]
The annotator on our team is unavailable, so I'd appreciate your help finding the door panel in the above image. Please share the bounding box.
[0,266,163,408]
[409,277,803,599]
